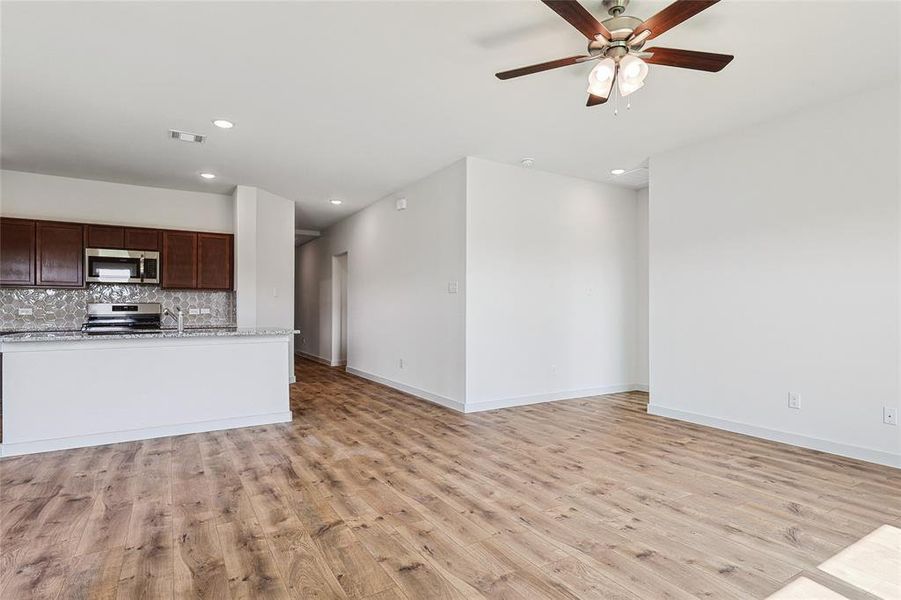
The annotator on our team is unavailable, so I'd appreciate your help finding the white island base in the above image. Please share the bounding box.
[0,330,294,456]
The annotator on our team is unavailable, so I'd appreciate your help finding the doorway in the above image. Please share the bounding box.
[330,253,348,367]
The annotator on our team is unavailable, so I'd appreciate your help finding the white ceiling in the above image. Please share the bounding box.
[2,1,898,229]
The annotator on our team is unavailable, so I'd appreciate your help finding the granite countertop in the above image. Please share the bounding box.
[0,327,299,343]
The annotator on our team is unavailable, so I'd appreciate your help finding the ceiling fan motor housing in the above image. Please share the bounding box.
[589,14,644,60]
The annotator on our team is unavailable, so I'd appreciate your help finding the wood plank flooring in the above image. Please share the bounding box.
[1,357,899,599]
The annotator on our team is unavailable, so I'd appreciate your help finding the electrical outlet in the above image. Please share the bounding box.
[399,358,405,369]
[200,308,211,315]
[189,308,200,316]
[788,392,801,409]
[18,307,33,316]
[884,407,898,426]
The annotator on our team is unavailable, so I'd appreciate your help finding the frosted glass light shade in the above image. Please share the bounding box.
[587,58,616,98]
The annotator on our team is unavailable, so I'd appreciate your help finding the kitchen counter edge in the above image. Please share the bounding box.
[0,328,300,343]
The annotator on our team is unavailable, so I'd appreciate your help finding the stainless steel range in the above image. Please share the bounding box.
[81,303,162,334]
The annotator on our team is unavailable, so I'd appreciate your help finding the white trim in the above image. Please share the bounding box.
[648,404,901,469]
[464,384,647,413]
[289,375,297,384]
[0,411,292,457]
[296,351,340,367]
[345,367,466,412]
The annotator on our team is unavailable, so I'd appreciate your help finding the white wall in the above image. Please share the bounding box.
[296,160,467,408]
[0,170,233,232]
[648,85,900,467]
[465,158,642,410]
[636,187,649,389]
[255,188,295,331]
[233,186,295,330]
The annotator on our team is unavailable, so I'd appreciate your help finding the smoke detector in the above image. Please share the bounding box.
[521,157,535,168]
[169,129,205,143]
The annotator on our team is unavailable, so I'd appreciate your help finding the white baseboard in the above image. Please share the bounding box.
[345,367,466,412]
[296,351,341,367]
[464,384,647,413]
[633,384,650,393]
[0,411,293,457]
[648,404,900,469]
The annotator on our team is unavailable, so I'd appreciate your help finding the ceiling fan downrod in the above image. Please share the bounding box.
[602,0,630,17]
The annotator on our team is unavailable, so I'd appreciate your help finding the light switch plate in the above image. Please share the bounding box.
[18,307,33,316]
[788,392,801,409]
[447,281,458,294]
[200,308,211,315]
[189,308,200,315]
[885,407,898,425]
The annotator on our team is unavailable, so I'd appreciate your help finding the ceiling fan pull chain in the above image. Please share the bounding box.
[614,86,619,116]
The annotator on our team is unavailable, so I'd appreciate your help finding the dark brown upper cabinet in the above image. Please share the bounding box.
[197,233,233,290]
[0,218,36,286]
[123,227,161,251]
[36,221,84,287]
[161,231,197,289]
[84,224,124,248]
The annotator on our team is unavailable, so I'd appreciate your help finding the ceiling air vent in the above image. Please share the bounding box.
[169,129,205,143]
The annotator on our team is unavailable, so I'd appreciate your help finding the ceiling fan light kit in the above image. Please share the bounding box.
[496,0,734,109]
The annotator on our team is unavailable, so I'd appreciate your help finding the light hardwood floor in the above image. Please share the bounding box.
[1,357,899,599]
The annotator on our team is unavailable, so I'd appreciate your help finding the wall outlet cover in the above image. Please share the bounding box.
[18,308,34,316]
[447,281,458,294]
[200,308,211,314]
[189,308,200,315]
[788,392,801,409]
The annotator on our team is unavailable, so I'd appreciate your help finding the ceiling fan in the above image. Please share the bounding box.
[495,0,733,107]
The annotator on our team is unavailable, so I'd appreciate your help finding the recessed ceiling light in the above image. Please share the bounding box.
[199,172,217,180]
[212,119,234,129]
[611,169,626,176]
[329,199,342,205]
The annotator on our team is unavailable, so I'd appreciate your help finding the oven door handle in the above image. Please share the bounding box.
[139,255,145,283]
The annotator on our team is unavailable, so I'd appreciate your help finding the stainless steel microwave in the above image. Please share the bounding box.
[85,248,160,284]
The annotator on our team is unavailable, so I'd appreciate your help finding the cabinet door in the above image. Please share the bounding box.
[36,222,84,287]
[162,231,197,288]
[124,228,161,251]
[84,224,124,248]
[0,218,36,286]
[197,233,233,290]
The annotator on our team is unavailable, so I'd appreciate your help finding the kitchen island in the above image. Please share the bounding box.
[0,328,296,456]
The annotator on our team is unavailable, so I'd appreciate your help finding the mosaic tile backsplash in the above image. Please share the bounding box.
[0,284,236,332]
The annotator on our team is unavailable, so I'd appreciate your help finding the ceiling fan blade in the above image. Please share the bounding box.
[587,94,608,106]
[496,55,589,80]
[541,0,612,40]
[632,0,721,40]
[643,47,733,72]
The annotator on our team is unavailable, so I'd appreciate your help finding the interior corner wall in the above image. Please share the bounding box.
[636,187,649,389]
[234,185,296,379]
[295,159,467,409]
[464,157,642,411]
[234,185,259,329]
[648,84,901,467]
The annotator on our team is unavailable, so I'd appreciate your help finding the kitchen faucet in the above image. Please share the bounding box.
[163,306,184,333]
